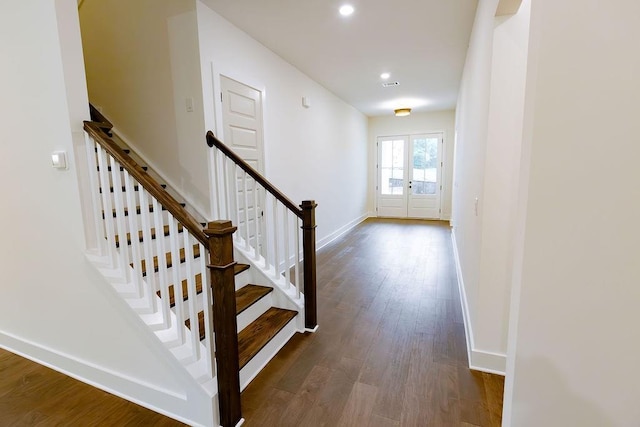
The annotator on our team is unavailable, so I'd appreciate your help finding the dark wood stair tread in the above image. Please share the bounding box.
[234,263,250,275]
[160,263,251,306]
[238,307,297,369]
[236,285,273,315]
[185,307,297,367]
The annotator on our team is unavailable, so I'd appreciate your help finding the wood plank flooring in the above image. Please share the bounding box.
[0,218,503,426]
[0,348,185,426]
[241,218,504,426]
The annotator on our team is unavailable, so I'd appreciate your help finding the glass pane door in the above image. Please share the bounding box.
[377,136,409,217]
[380,139,405,195]
[411,136,439,195]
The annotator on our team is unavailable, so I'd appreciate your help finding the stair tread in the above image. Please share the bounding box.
[159,263,252,306]
[238,307,297,369]
[185,308,298,371]
[236,285,273,315]
[234,263,250,275]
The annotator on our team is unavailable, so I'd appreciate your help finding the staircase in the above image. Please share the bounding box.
[82,107,317,426]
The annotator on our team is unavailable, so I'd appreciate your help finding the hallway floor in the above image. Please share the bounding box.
[242,218,504,426]
[0,218,503,426]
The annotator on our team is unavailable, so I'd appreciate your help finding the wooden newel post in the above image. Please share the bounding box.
[203,220,242,427]
[300,200,318,330]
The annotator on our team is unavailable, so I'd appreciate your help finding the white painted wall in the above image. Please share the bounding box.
[0,1,213,424]
[504,0,640,425]
[79,0,211,216]
[196,1,370,247]
[451,0,531,373]
[368,111,455,220]
[451,0,497,366]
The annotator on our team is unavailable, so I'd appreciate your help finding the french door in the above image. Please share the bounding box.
[377,133,443,219]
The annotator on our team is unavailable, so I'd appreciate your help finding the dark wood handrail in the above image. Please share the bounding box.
[84,121,209,247]
[206,131,302,219]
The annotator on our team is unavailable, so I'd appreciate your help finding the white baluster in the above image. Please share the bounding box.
[211,148,221,220]
[152,198,171,329]
[85,136,107,256]
[199,244,215,378]
[283,205,291,288]
[222,155,231,221]
[110,158,132,283]
[295,216,301,298]
[168,216,185,344]
[252,181,261,262]
[231,165,240,236]
[183,232,200,360]
[138,187,157,311]
[272,197,281,280]
[124,171,144,298]
[242,171,250,250]
[96,146,118,268]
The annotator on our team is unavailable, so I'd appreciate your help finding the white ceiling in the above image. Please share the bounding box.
[201,0,478,117]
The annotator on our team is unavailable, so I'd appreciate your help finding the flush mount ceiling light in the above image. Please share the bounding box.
[380,72,390,80]
[394,108,411,117]
[339,4,355,16]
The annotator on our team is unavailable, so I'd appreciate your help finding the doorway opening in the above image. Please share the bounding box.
[377,133,443,219]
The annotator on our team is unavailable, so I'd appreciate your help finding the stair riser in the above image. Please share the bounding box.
[237,293,272,333]
[239,318,297,391]
[234,268,252,291]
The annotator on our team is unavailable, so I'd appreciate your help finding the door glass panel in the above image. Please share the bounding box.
[380,139,404,195]
[412,137,438,195]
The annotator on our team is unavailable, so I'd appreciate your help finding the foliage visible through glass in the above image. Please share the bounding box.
[380,139,404,195]
[412,138,438,195]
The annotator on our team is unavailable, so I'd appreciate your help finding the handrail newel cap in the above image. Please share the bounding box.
[204,220,237,236]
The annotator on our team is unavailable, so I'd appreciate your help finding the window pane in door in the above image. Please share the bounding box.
[412,137,438,195]
[380,139,404,195]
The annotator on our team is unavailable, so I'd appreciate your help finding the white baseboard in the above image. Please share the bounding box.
[0,331,212,426]
[450,229,506,375]
[317,213,369,250]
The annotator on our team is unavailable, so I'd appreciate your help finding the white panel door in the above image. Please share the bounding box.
[408,134,442,219]
[377,136,409,217]
[377,133,442,219]
[220,75,265,249]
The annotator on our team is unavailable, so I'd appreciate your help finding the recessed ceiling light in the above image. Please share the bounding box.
[339,5,354,16]
[380,72,390,80]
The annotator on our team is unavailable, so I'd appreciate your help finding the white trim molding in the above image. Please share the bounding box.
[316,213,369,251]
[0,331,213,427]
[451,229,507,375]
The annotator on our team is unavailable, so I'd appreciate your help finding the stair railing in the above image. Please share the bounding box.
[83,121,242,427]
[206,131,318,330]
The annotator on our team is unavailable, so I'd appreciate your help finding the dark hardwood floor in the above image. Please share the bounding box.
[241,218,504,426]
[0,348,185,426]
[0,218,503,426]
